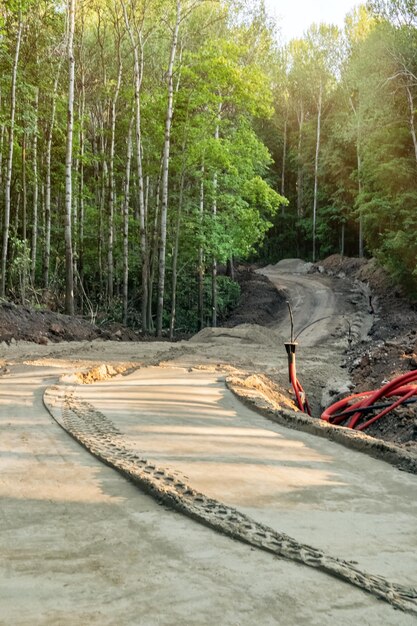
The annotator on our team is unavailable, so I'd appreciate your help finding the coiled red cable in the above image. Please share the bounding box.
[321,370,417,431]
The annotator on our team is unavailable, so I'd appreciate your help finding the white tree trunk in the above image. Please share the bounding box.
[296,105,304,219]
[198,162,205,330]
[122,0,148,331]
[169,172,185,340]
[99,120,108,290]
[44,63,61,288]
[156,0,181,337]
[123,115,133,326]
[312,83,322,264]
[405,84,417,166]
[31,87,39,285]
[0,126,3,234]
[357,135,363,258]
[341,222,345,257]
[78,68,85,292]
[281,114,287,200]
[1,14,23,297]
[350,96,364,258]
[0,88,4,232]
[148,158,163,330]
[107,45,123,301]
[22,132,27,241]
[64,0,76,315]
[211,103,222,328]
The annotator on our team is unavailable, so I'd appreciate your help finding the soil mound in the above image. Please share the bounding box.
[314,255,417,449]
[190,324,280,346]
[313,255,417,340]
[316,254,398,294]
[266,258,313,274]
[316,254,367,277]
[0,301,139,344]
[224,267,286,327]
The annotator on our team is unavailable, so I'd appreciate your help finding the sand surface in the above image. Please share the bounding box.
[1,260,416,624]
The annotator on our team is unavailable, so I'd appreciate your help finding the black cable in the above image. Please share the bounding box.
[332,397,417,419]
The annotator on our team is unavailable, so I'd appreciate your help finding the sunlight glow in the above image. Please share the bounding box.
[265,0,359,41]
[0,459,124,503]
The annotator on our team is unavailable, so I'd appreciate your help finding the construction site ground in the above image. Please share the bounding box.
[0,257,416,625]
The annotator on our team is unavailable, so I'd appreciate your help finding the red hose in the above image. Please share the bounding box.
[289,358,311,415]
[285,341,311,415]
[321,370,417,431]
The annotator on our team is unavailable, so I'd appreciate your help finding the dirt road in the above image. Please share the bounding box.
[259,259,371,347]
[1,260,416,624]
[69,366,417,579]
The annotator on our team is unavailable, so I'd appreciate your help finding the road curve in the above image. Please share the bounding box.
[44,365,417,618]
[2,363,415,625]
[258,260,371,348]
[1,261,415,624]
[1,361,416,624]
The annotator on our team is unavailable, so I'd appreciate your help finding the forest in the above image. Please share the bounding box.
[0,0,416,337]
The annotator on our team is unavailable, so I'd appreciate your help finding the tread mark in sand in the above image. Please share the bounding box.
[44,385,417,616]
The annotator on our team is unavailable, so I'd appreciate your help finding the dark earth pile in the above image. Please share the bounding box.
[0,267,283,345]
[0,301,140,344]
[224,266,287,328]
[315,255,417,449]
[316,254,417,342]
[346,333,417,446]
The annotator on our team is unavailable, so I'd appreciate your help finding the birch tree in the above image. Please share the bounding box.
[44,62,61,288]
[345,6,376,258]
[287,39,310,219]
[107,6,124,301]
[156,0,181,337]
[123,115,134,326]
[122,0,148,330]
[64,0,76,315]
[305,24,341,262]
[1,6,23,297]
[211,102,221,328]
[30,85,39,284]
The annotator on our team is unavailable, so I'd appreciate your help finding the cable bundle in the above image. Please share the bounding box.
[321,370,417,431]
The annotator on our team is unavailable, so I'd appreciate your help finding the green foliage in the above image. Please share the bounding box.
[2,0,416,329]
[377,229,417,294]
[8,236,31,303]
[165,273,241,334]
[256,1,417,293]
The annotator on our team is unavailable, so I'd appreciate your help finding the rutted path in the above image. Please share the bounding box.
[259,259,373,348]
[44,366,417,616]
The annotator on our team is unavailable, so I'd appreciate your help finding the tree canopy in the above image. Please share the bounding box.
[0,0,415,337]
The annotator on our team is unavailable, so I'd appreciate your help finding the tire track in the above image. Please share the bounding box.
[44,384,417,615]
